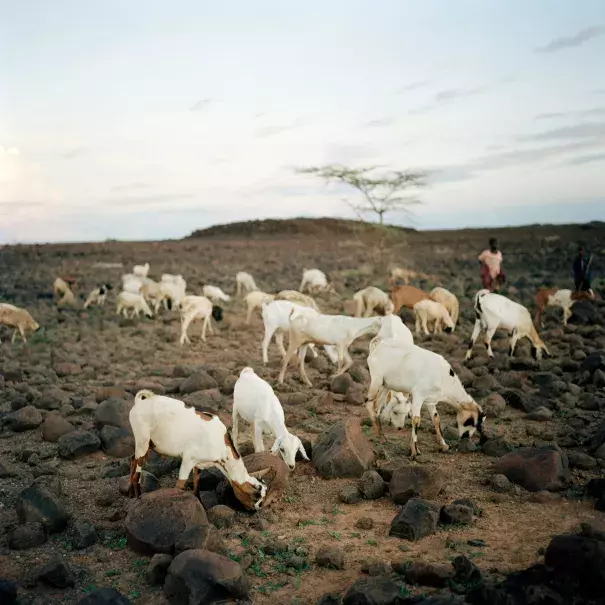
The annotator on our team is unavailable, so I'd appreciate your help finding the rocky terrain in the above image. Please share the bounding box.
[1,218,604,605]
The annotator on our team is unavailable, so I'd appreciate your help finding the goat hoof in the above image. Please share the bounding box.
[441,444,450,452]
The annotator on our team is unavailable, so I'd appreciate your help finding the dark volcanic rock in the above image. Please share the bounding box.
[405,561,454,587]
[41,413,75,442]
[389,498,438,541]
[99,425,134,458]
[315,545,345,569]
[358,470,386,500]
[164,549,249,604]
[57,429,101,459]
[494,446,570,492]
[0,581,17,605]
[146,553,173,585]
[69,520,97,549]
[37,554,76,588]
[125,488,209,555]
[5,405,43,431]
[440,503,473,525]
[312,419,374,478]
[174,524,228,557]
[499,389,540,413]
[9,522,47,549]
[342,577,401,605]
[16,484,69,533]
[480,437,513,458]
[330,373,352,395]
[76,588,132,605]
[389,465,445,504]
[94,398,133,430]
[179,370,218,394]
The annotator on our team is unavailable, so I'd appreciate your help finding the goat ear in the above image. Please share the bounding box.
[250,467,271,480]
[298,442,310,461]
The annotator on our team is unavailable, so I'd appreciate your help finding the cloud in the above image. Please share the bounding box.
[434,87,484,103]
[190,98,214,111]
[255,118,305,138]
[518,122,605,142]
[104,193,198,208]
[594,89,605,95]
[63,147,87,159]
[362,117,396,128]
[567,151,605,166]
[111,182,151,192]
[534,107,605,121]
[535,26,605,53]
[395,81,430,94]
[0,146,20,156]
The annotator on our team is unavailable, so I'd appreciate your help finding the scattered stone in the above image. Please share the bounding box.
[76,588,132,605]
[500,389,539,413]
[0,581,17,605]
[94,398,133,430]
[95,387,128,403]
[118,471,159,495]
[179,370,218,394]
[440,503,473,525]
[312,419,374,479]
[5,406,43,432]
[339,486,361,504]
[41,413,75,442]
[330,373,352,395]
[580,519,605,542]
[316,545,345,569]
[405,561,454,587]
[58,429,101,459]
[389,465,445,505]
[37,554,76,588]
[481,393,507,418]
[453,555,482,583]
[208,505,235,529]
[458,437,477,453]
[195,467,225,492]
[494,446,570,492]
[389,498,438,541]
[99,425,134,458]
[164,549,249,604]
[342,577,401,605]
[526,407,554,422]
[481,437,513,458]
[567,451,598,470]
[489,474,513,493]
[198,490,220,510]
[70,520,97,549]
[125,488,209,554]
[527,491,560,503]
[9,522,47,550]
[146,553,173,585]
[174,524,228,557]
[16,484,69,533]
[356,517,374,530]
[0,460,19,478]
[54,362,81,377]
[36,388,70,410]
[358,470,386,500]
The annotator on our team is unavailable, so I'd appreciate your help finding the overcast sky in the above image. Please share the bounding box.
[1,1,605,243]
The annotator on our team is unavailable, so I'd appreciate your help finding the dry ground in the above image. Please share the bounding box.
[1,219,604,604]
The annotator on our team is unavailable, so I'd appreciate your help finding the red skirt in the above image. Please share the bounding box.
[481,264,505,291]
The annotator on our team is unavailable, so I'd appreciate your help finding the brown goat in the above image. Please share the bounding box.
[535,287,595,327]
[390,285,431,314]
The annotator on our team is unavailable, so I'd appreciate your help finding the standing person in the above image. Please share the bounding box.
[478,237,505,292]
[573,245,592,292]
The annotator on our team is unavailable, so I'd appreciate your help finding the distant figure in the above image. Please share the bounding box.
[478,238,505,292]
[573,246,592,292]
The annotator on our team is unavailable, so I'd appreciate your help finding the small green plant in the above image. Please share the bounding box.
[104,570,120,577]
[240,536,250,547]
[366,539,378,547]
[400,584,412,597]
[129,590,141,600]
[350,532,361,539]
[298,519,318,528]
[108,537,127,550]
[84,584,97,594]
[292,536,307,545]
[229,552,241,563]
[249,562,267,578]
[261,529,271,537]
[327,530,342,541]
[284,495,299,504]
[257,580,288,594]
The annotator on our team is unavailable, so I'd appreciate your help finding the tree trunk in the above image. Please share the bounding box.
[378,211,384,224]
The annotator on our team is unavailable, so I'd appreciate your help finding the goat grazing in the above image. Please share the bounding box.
[83,284,113,309]
[233,367,309,470]
[53,277,78,307]
[116,291,153,319]
[366,339,485,456]
[179,295,223,345]
[390,285,431,314]
[299,269,336,295]
[0,303,40,343]
[236,271,259,297]
[128,390,268,510]
[430,286,459,329]
[133,262,150,278]
[389,267,438,287]
[466,289,549,361]
[202,285,231,303]
[275,290,319,311]
[413,299,455,336]
[353,286,394,317]
[261,300,338,366]
[245,291,275,324]
[534,287,595,327]
[278,311,381,386]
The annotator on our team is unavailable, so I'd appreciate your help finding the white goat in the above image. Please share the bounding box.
[261,300,338,367]
[353,286,394,317]
[233,367,309,470]
[202,285,231,303]
[116,291,153,319]
[128,390,268,510]
[275,290,320,311]
[83,284,112,309]
[140,278,163,313]
[236,271,259,297]
[278,311,381,386]
[179,295,222,345]
[299,268,335,295]
[367,339,485,456]
[0,303,40,343]
[159,279,187,311]
[413,299,455,336]
[133,263,150,278]
[430,286,459,328]
[122,273,143,294]
[245,291,275,324]
[466,289,549,361]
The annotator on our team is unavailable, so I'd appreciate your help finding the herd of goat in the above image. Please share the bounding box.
[0,263,597,511]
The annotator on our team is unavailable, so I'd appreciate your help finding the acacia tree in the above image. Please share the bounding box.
[296,164,426,224]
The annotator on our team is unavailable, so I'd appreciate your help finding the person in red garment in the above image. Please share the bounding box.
[478,237,505,292]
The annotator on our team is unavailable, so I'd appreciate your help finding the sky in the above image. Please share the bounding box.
[1,1,605,243]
